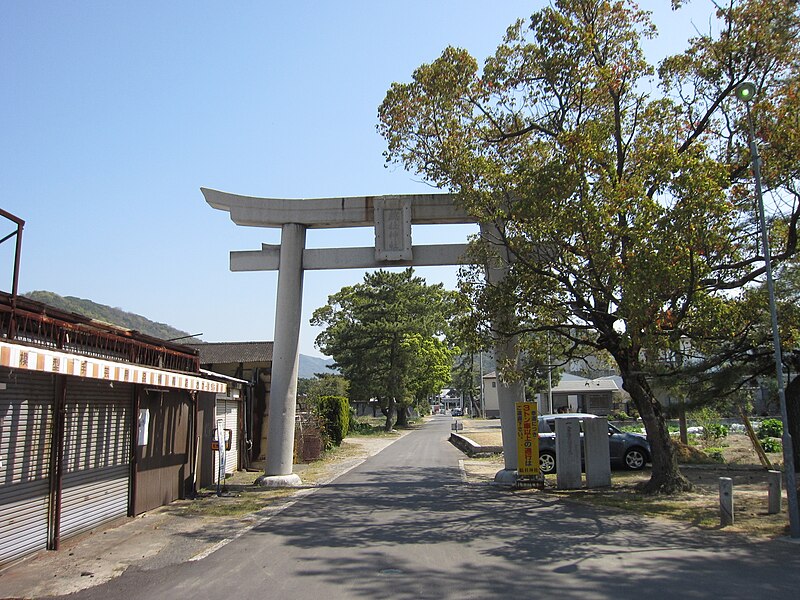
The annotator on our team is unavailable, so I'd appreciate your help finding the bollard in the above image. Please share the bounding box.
[719,477,734,526]
[768,470,782,515]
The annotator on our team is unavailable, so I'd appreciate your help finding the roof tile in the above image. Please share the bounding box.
[186,341,273,365]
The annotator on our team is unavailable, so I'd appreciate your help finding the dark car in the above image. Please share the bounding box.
[451,408,463,416]
[537,413,650,475]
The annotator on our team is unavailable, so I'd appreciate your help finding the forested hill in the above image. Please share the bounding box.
[22,291,337,375]
[23,290,192,341]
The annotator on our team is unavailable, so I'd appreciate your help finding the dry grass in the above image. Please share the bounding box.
[458,428,793,539]
[461,431,503,447]
[169,435,399,519]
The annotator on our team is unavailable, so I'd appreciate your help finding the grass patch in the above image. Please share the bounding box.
[348,416,423,435]
[170,441,375,518]
[557,486,717,527]
[703,447,727,462]
[463,454,789,537]
[349,422,394,435]
[179,494,283,518]
[300,440,366,484]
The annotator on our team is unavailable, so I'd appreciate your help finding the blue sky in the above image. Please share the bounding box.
[0,1,716,358]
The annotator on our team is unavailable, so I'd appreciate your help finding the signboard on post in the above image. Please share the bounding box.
[516,402,539,476]
[215,419,227,495]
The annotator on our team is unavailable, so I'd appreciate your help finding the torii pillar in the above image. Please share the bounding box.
[203,188,525,486]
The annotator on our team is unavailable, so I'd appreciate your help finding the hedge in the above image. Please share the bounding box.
[317,395,350,447]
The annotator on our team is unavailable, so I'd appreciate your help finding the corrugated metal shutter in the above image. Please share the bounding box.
[213,399,238,482]
[0,370,55,565]
[60,379,132,540]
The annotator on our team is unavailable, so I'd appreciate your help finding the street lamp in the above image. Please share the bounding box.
[736,81,800,538]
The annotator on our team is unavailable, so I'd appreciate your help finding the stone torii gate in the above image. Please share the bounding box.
[203,187,524,486]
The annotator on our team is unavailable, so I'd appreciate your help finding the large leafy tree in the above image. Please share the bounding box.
[677,255,800,471]
[378,0,800,493]
[451,353,482,416]
[311,269,459,431]
[298,373,349,408]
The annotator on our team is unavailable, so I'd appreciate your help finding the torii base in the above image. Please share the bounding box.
[493,468,519,488]
[255,473,302,488]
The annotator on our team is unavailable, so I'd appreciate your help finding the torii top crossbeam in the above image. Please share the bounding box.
[201,188,477,228]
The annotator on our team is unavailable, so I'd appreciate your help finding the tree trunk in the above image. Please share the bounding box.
[678,400,688,445]
[384,398,396,432]
[469,391,481,418]
[395,405,410,428]
[618,363,692,494]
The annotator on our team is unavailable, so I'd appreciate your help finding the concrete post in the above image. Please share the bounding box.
[768,470,782,515]
[496,336,525,472]
[556,417,582,489]
[257,223,306,487]
[719,477,734,526]
[584,417,611,488]
[479,223,525,486]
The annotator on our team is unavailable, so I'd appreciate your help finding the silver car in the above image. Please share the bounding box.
[537,413,650,475]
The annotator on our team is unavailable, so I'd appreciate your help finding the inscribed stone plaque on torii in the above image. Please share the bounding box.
[374,197,412,261]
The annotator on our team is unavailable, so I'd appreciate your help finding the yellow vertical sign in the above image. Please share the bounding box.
[516,402,539,476]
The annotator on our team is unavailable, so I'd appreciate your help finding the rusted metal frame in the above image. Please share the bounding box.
[0,209,24,339]
[47,374,67,551]
[0,303,199,372]
[2,293,200,366]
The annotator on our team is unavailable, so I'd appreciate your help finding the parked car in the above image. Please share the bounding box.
[537,413,650,474]
[451,408,463,416]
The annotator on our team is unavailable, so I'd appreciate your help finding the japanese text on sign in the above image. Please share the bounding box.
[516,402,539,476]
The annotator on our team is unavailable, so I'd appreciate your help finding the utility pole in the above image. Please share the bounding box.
[735,81,799,538]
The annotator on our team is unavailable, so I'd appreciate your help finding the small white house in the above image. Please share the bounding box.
[482,372,620,417]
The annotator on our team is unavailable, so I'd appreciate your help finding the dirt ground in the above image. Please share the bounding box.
[458,425,794,538]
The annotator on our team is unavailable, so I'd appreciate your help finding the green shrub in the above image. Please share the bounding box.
[619,424,646,434]
[690,407,728,447]
[316,395,350,448]
[757,418,783,440]
[761,438,782,453]
[349,420,381,435]
[704,423,729,441]
[704,448,726,463]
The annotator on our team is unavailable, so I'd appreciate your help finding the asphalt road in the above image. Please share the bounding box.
[56,415,800,600]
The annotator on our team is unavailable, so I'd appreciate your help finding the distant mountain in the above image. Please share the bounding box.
[298,355,337,379]
[23,290,193,341]
[23,290,336,376]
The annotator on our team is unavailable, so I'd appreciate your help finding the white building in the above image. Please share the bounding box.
[482,372,620,417]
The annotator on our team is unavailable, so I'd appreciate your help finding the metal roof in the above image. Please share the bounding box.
[482,371,619,393]
[554,378,619,393]
[187,341,273,365]
[200,368,249,385]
